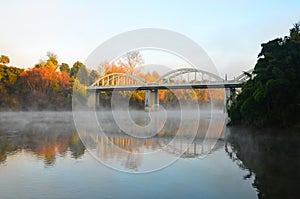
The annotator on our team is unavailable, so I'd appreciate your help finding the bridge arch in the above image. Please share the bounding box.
[90,73,146,87]
[153,68,224,84]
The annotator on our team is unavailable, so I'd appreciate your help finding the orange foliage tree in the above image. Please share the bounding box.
[15,66,72,110]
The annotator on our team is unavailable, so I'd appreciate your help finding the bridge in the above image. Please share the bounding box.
[87,67,253,110]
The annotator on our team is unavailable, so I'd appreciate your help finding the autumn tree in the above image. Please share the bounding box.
[104,63,126,75]
[46,52,58,67]
[34,52,58,70]
[15,66,72,110]
[0,55,10,65]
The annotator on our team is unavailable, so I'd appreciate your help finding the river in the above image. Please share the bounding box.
[0,112,299,199]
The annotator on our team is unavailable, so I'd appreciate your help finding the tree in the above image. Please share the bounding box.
[34,52,58,70]
[0,64,24,91]
[0,64,24,110]
[70,61,89,85]
[104,63,126,75]
[34,59,46,68]
[72,79,87,105]
[0,83,19,110]
[89,69,100,84]
[0,55,10,65]
[119,51,143,74]
[290,22,300,41]
[15,66,72,110]
[70,61,83,78]
[228,22,300,127]
[46,51,58,67]
[60,63,70,73]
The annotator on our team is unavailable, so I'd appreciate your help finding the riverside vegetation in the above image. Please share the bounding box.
[228,23,300,128]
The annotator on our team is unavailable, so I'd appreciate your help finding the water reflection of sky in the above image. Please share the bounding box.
[1,112,299,198]
[0,143,256,199]
[0,112,259,199]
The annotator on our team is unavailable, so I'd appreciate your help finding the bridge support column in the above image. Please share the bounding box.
[95,92,100,105]
[145,90,159,111]
[87,92,99,108]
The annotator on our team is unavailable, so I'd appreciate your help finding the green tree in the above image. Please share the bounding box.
[70,61,82,78]
[0,64,24,110]
[290,22,300,41]
[0,64,24,93]
[34,59,46,68]
[89,69,100,85]
[60,63,70,73]
[70,61,89,85]
[0,83,19,110]
[72,79,87,105]
[228,22,300,127]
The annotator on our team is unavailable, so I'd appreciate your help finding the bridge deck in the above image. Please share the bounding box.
[87,82,242,91]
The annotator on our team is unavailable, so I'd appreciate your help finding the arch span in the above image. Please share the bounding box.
[234,68,254,83]
[154,68,224,84]
[90,73,146,87]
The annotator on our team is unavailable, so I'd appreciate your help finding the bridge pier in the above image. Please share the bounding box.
[87,91,100,107]
[145,90,159,111]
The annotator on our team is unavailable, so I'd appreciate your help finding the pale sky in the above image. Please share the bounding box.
[1,0,299,78]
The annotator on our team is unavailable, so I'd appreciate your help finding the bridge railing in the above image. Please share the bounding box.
[88,67,253,88]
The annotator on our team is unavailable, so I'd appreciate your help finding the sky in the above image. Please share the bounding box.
[1,0,299,78]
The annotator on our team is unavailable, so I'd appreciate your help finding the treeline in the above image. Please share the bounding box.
[0,52,225,111]
[228,23,300,127]
[0,52,99,110]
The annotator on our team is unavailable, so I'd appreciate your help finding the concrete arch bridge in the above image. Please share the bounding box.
[87,67,254,110]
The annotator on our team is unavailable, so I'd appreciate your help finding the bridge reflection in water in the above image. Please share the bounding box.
[91,135,224,171]
[75,109,226,171]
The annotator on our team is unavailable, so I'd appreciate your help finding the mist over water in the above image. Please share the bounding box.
[0,111,74,133]
[0,109,226,170]
[0,111,299,198]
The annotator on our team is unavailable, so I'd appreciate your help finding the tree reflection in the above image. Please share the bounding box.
[69,134,85,159]
[225,128,300,199]
[0,111,225,171]
[0,118,85,166]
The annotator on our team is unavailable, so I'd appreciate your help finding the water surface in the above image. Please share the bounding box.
[0,112,299,199]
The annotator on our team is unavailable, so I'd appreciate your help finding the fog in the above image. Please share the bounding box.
[0,110,226,170]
